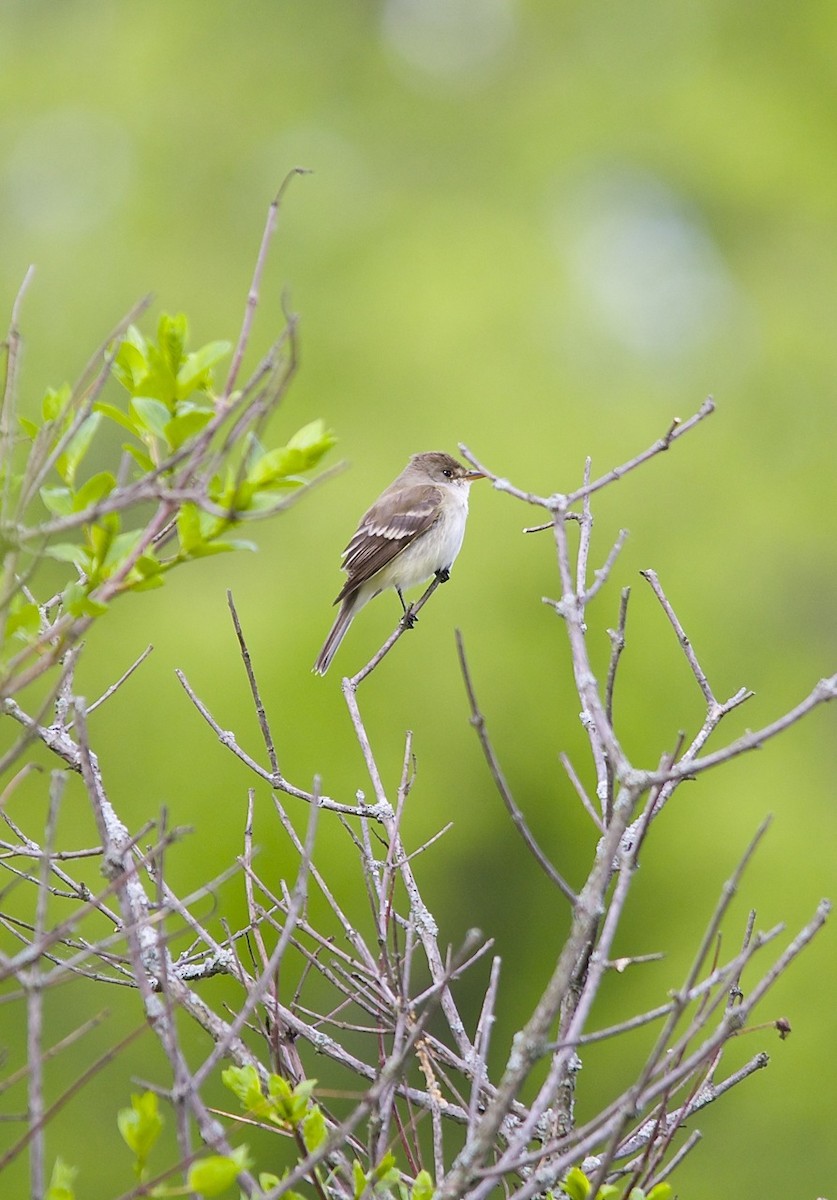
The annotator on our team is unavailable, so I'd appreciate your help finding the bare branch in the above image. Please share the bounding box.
[456,629,576,903]
[223,167,311,402]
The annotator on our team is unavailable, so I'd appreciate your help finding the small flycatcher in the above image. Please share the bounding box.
[314,451,482,675]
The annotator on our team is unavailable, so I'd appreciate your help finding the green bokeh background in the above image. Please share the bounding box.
[2,1,836,1195]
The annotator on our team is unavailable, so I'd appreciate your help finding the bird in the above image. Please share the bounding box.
[313,451,483,675]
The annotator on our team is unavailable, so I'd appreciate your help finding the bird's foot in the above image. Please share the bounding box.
[401,606,418,630]
[435,567,451,583]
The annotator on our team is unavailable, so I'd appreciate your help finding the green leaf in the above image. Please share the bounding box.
[371,1151,399,1187]
[188,538,257,557]
[186,1146,251,1196]
[42,384,71,423]
[244,420,334,493]
[561,1167,590,1200]
[258,1174,281,1191]
[129,571,166,592]
[45,1156,77,1200]
[266,1072,296,1120]
[122,442,155,472]
[56,413,102,486]
[250,1074,320,1130]
[6,599,40,640]
[88,514,119,566]
[222,1064,267,1115]
[411,1170,434,1200]
[290,1078,317,1104]
[73,471,116,512]
[134,551,162,578]
[645,1186,673,1200]
[164,407,214,450]
[131,396,172,442]
[44,542,89,569]
[102,527,145,570]
[246,485,304,512]
[117,1091,164,1171]
[176,339,231,395]
[63,581,108,618]
[113,327,149,393]
[301,1104,327,1152]
[352,1160,367,1199]
[40,486,74,516]
[19,415,40,439]
[158,312,189,376]
[287,417,335,455]
[177,503,202,554]
[95,401,142,435]
[247,445,298,488]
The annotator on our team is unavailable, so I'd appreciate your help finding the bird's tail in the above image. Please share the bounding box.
[313,596,357,675]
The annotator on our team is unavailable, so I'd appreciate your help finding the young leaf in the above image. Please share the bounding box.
[290,1078,317,1104]
[176,339,231,395]
[63,581,108,618]
[221,1064,272,1120]
[130,570,166,592]
[266,1072,295,1120]
[88,514,119,567]
[44,542,89,569]
[371,1151,399,1187]
[561,1167,590,1200]
[177,503,202,554]
[247,485,304,513]
[45,1157,78,1200]
[6,599,40,640]
[19,414,40,438]
[56,412,102,486]
[117,1091,163,1173]
[95,401,142,435]
[113,326,149,393]
[301,1104,327,1152]
[411,1171,434,1200]
[287,417,336,455]
[164,406,214,450]
[186,1146,251,1197]
[122,442,155,472]
[42,384,71,423]
[40,486,74,517]
[158,311,189,377]
[247,445,298,488]
[133,551,163,578]
[188,537,257,557]
[131,396,172,442]
[73,471,116,513]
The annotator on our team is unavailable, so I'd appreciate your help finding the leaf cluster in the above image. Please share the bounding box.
[0,305,334,707]
[558,1166,672,1200]
[105,1078,436,1200]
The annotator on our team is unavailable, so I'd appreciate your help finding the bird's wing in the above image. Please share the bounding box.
[334,483,442,602]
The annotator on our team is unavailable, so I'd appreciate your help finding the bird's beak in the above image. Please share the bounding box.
[464,470,485,481]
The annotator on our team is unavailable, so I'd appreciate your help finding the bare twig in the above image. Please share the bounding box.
[85,644,154,716]
[456,630,576,903]
[227,590,280,777]
[223,167,311,403]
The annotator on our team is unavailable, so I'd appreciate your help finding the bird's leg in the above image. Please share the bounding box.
[397,586,418,629]
[435,567,451,583]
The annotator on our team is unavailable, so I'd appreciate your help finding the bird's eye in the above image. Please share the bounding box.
[442,468,453,478]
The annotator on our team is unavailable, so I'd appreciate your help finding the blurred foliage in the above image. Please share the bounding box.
[1,1,836,1196]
